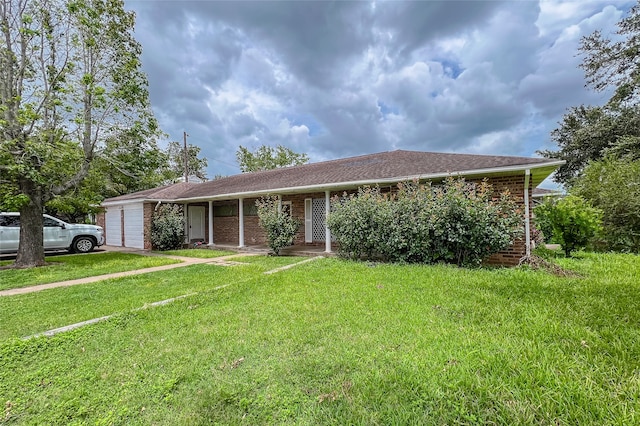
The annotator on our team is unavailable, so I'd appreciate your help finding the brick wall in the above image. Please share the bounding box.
[96,211,105,231]
[482,175,532,266]
[213,217,239,244]
[143,202,154,250]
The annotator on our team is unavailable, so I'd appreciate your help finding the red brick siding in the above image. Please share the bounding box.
[96,211,105,231]
[214,217,239,244]
[242,216,263,244]
[481,175,532,266]
[143,202,154,250]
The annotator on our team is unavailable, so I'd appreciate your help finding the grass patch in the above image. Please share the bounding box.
[1,253,639,424]
[0,256,305,340]
[156,249,236,258]
[226,254,311,267]
[0,252,181,291]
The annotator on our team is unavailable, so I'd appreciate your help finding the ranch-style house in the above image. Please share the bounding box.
[98,150,564,265]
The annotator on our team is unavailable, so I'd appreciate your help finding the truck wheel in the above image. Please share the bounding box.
[72,237,95,253]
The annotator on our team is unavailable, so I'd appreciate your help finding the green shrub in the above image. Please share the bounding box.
[256,196,301,255]
[325,186,393,260]
[572,157,640,252]
[327,178,522,266]
[533,204,556,244]
[150,204,185,251]
[533,195,602,257]
[430,179,522,266]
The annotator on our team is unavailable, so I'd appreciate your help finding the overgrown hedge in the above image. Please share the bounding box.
[326,178,523,266]
[151,204,185,251]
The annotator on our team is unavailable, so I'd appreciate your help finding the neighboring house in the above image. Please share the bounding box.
[98,150,564,265]
[532,187,564,206]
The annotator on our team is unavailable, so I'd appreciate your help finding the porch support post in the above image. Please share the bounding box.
[325,190,332,253]
[238,198,245,248]
[524,169,531,258]
[208,200,214,245]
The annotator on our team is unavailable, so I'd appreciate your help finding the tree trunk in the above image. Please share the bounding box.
[15,178,45,268]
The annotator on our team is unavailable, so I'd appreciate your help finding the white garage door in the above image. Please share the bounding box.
[105,207,122,246]
[123,204,144,249]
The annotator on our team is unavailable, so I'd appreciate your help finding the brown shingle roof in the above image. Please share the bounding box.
[102,182,199,203]
[102,150,563,204]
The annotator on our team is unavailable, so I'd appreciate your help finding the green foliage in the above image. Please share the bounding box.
[150,204,185,251]
[540,105,640,185]
[0,0,161,266]
[324,186,392,260]
[540,4,640,185]
[41,135,210,222]
[327,178,522,266]
[164,140,208,182]
[572,157,640,252]
[580,1,640,106]
[236,145,309,172]
[256,196,301,255]
[534,195,602,257]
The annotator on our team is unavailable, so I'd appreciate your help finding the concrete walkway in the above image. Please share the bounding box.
[0,251,260,297]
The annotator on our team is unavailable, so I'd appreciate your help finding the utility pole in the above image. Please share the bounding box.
[183,131,189,183]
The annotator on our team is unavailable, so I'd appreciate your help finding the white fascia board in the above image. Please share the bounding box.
[177,160,566,203]
[100,199,176,207]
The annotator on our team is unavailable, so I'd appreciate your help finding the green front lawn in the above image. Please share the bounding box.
[1,253,639,424]
[0,252,181,291]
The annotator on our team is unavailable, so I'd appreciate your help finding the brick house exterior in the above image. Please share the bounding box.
[98,150,564,265]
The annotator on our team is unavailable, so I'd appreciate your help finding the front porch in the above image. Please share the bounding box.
[182,192,334,253]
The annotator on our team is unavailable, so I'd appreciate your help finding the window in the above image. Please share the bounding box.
[281,200,292,217]
[243,200,258,217]
[0,215,20,227]
[43,217,62,227]
[214,204,238,217]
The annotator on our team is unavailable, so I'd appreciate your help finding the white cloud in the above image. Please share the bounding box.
[125,0,635,178]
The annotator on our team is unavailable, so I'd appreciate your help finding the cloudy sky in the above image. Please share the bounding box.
[125,0,634,186]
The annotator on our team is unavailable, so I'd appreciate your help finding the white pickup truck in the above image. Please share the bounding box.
[0,212,105,254]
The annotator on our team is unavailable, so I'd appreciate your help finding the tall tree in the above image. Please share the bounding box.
[44,130,170,222]
[539,105,640,185]
[580,1,640,107]
[164,140,208,182]
[572,157,640,252]
[0,0,159,267]
[541,2,640,185]
[236,144,309,172]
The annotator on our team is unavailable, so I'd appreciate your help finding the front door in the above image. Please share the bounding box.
[189,206,205,242]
